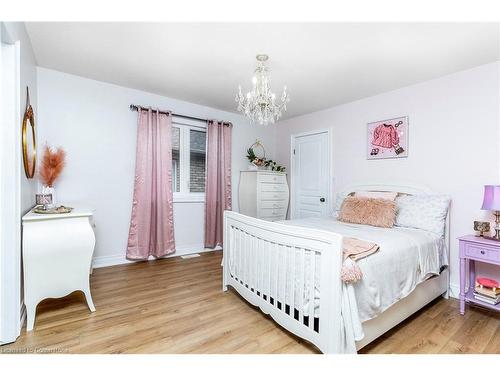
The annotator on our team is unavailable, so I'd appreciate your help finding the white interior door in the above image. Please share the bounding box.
[291,131,330,219]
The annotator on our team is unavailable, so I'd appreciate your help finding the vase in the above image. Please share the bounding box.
[41,185,56,208]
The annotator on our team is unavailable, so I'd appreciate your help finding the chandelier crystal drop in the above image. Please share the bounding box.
[235,54,290,126]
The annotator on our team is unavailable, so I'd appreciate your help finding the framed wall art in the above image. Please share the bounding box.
[367,116,408,160]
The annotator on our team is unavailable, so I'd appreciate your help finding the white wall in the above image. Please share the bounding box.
[37,67,276,267]
[2,22,38,214]
[276,62,500,295]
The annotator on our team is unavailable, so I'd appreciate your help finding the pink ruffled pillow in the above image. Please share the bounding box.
[338,196,397,228]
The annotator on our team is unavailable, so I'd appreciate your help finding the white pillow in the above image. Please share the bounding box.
[332,191,352,216]
[395,194,450,236]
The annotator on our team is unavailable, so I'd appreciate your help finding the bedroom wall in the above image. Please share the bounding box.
[2,22,38,215]
[275,62,500,296]
[36,67,276,267]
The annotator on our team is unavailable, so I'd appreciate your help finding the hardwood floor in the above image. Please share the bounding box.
[2,251,499,354]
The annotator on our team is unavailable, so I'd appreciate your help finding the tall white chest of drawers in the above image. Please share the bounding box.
[238,171,289,221]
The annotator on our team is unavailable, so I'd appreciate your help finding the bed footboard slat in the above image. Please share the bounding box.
[290,246,296,319]
[298,247,305,325]
[308,250,316,329]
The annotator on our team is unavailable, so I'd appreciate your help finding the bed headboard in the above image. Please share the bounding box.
[337,182,451,270]
[338,182,436,196]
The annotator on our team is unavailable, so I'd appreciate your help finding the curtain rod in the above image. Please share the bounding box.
[129,104,231,125]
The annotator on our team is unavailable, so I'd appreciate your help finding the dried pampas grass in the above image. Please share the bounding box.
[39,145,66,187]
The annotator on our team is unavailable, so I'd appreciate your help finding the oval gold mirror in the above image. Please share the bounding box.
[22,87,36,178]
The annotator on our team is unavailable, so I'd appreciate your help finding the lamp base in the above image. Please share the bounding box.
[494,211,500,240]
[484,211,500,241]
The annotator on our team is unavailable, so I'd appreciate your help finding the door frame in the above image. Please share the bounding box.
[290,129,332,220]
[0,35,22,344]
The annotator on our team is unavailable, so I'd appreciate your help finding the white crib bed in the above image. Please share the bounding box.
[222,183,450,354]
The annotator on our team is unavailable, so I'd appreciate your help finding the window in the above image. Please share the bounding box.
[172,127,181,193]
[171,123,206,201]
[189,129,206,193]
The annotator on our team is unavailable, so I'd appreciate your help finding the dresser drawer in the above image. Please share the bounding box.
[259,183,288,192]
[260,192,288,201]
[258,174,286,184]
[465,244,499,262]
[261,216,285,222]
[259,207,287,218]
[260,201,287,209]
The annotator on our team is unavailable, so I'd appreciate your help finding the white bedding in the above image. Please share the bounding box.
[281,217,447,345]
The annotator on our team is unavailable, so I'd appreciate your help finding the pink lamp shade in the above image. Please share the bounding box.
[481,185,500,211]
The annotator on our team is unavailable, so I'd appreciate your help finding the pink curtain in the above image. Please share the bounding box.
[127,108,175,260]
[204,120,232,248]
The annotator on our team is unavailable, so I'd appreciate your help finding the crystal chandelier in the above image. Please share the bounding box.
[236,54,290,125]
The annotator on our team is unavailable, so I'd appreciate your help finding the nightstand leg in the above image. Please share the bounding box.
[469,259,476,294]
[460,258,466,315]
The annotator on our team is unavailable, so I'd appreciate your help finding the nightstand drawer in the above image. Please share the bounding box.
[465,244,499,262]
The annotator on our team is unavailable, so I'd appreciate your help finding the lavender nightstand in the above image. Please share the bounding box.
[458,235,500,315]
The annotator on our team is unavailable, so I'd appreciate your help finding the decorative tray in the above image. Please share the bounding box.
[33,205,73,214]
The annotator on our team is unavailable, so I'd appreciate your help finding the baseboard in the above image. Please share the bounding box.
[19,303,26,331]
[92,244,221,269]
[449,283,460,299]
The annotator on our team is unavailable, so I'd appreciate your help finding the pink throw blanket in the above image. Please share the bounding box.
[341,237,379,283]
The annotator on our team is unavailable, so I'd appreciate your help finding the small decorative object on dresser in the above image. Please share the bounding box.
[39,145,66,207]
[22,207,96,331]
[239,170,289,221]
[32,205,73,214]
[35,193,53,210]
[246,140,286,172]
[246,140,266,170]
[474,220,490,237]
[481,185,500,240]
[458,235,500,315]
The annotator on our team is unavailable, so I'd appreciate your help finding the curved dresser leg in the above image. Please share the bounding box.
[26,303,37,331]
[83,288,96,312]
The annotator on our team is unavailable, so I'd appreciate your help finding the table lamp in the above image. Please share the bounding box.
[481,185,500,240]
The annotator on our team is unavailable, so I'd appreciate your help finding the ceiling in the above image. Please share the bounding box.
[26,23,499,119]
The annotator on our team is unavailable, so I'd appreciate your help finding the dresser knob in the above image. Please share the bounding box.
[481,250,485,255]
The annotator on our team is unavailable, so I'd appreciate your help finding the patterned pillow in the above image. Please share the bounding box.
[395,194,450,235]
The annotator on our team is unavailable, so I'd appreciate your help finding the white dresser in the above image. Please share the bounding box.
[238,171,289,221]
[22,207,96,331]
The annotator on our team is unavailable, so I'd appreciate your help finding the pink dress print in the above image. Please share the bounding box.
[371,124,399,149]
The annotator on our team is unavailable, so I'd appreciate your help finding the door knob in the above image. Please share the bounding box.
[320,197,325,202]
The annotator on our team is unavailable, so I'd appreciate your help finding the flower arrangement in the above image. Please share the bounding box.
[246,140,286,172]
[39,145,66,187]
[246,146,266,167]
[263,159,286,172]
